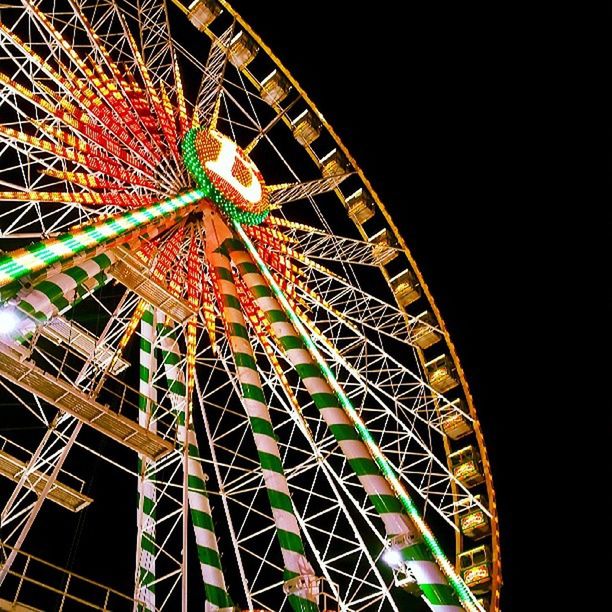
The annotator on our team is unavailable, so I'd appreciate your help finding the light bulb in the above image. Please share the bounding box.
[0,308,19,335]
[382,547,403,568]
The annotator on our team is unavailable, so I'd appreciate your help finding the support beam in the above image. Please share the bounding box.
[232,220,482,612]
[267,173,351,208]
[135,306,157,611]
[204,210,318,612]
[0,189,204,291]
[157,316,235,611]
[195,25,234,128]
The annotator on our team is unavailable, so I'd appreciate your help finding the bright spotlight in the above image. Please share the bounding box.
[382,547,403,568]
[0,309,19,335]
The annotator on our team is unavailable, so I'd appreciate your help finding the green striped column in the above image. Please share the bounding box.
[136,306,158,611]
[157,315,235,611]
[0,210,185,308]
[204,213,319,612]
[0,188,204,291]
[0,219,168,306]
[3,254,114,344]
[14,252,116,323]
[228,221,477,612]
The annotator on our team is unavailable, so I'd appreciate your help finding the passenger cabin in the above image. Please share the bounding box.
[368,228,398,265]
[439,398,473,440]
[458,545,492,594]
[291,109,322,146]
[425,354,459,393]
[228,31,258,69]
[410,310,440,349]
[259,70,291,105]
[187,0,221,31]
[390,269,421,307]
[343,188,375,224]
[449,445,485,488]
[320,148,350,177]
[457,494,492,540]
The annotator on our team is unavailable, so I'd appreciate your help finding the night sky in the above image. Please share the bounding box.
[224,2,533,608]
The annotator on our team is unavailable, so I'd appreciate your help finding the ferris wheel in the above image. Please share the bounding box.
[0,1,501,611]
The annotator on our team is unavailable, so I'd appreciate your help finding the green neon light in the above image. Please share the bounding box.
[233,219,483,612]
[0,188,204,290]
[182,128,269,226]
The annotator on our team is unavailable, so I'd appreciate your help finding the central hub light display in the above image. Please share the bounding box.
[182,127,270,225]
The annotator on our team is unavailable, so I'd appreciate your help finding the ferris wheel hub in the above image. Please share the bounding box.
[182,127,270,225]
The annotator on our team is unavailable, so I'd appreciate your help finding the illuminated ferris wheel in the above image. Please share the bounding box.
[0,1,500,611]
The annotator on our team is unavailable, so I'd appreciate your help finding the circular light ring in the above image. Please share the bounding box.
[195,130,268,214]
[182,128,269,226]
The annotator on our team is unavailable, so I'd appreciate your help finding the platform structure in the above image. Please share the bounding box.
[0,543,144,611]
[40,316,129,376]
[0,439,92,513]
[0,342,173,461]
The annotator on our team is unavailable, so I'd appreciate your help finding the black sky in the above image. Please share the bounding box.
[223,2,541,608]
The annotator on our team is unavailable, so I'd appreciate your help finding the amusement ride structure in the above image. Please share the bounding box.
[0,1,500,610]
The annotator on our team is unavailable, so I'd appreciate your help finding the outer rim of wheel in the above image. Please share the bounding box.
[209,0,502,607]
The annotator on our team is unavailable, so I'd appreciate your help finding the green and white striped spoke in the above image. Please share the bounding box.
[204,214,319,612]
[0,189,203,291]
[157,315,235,611]
[14,252,116,322]
[228,223,466,612]
[136,306,158,611]
[3,253,115,345]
